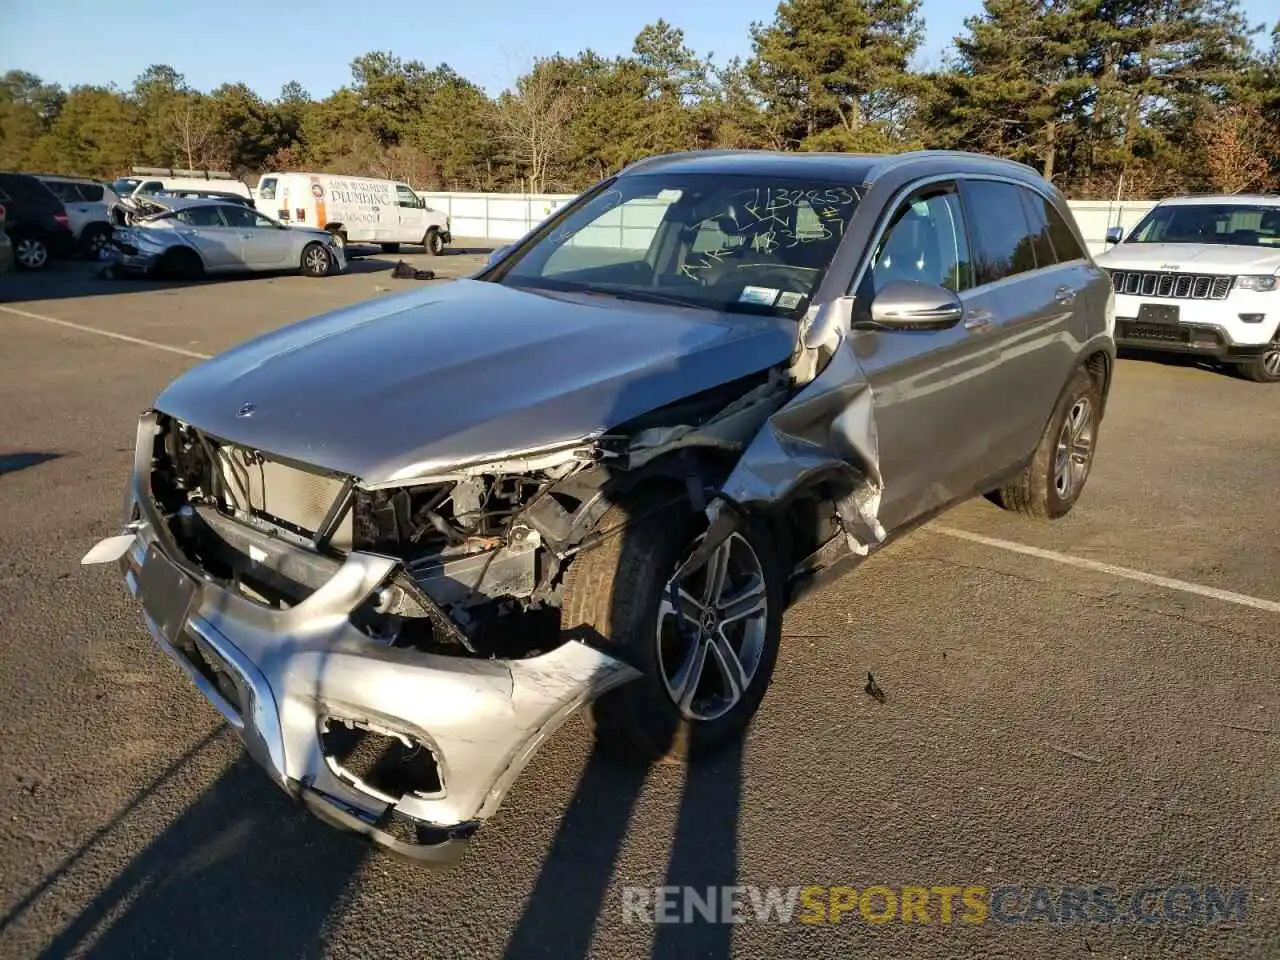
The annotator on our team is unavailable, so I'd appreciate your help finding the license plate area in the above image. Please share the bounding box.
[1137,303,1180,324]
[138,543,198,645]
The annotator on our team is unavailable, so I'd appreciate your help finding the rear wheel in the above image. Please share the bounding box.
[79,223,112,260]
[560,489,784,763]
[423,228,444,256]
[159,247,203,280]
[1236,336,1280,383]
[380,242,400,253]
[989,366,1101,519]
[300,242,332,278]
[13,233,50,271]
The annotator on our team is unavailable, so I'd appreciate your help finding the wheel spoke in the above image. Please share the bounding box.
[676,587,706,623]
[701,542,731,607]
[671,638,708,714]
[718,574,766,626]
[707,632,747,705]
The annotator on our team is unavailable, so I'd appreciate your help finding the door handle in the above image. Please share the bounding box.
[1054,285,1076,305]
[240,233,254,239]
[963,308,995,331]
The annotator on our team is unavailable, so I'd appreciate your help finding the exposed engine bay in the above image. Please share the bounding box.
[145,358,877,664]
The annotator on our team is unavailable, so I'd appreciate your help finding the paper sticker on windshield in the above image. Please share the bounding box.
[777,291,805,310]
[657,189,684,202]
[739,285,780,306]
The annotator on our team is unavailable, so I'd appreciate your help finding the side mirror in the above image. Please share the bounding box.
[1105,226,1124,245]
[866,279,964,330]
[486,245,511,266]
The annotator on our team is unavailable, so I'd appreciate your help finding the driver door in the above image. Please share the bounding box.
[219,204,295,269]
[395,184,426,243]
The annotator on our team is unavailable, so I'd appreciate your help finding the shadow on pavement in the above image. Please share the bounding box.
[19,745,369,960]
[0,452,61,477]
[503,737,745,960]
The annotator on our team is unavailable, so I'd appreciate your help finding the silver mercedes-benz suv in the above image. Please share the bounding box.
[85,149,1116,865]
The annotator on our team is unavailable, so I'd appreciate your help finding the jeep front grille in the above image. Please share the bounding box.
[1109,270,1234,300]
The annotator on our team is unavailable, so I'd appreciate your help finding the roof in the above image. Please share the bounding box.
[1156,194,1280,207]
[618,149,1041,185]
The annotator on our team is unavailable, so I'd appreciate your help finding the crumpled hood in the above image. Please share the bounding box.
[1097,242,1280,274]
[155,279,797,482]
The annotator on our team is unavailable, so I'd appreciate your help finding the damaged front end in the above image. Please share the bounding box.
[87,304,886,863]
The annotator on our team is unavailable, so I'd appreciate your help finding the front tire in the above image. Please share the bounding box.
[1236,336,1280,383]
[300,241,332,278]
[989,366,1101,519]
[560,489,784,763]
[423,228,444,256]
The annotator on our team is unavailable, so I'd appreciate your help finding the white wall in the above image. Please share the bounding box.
[418,190,1158,256]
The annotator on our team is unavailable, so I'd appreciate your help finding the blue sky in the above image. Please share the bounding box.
[1,0,1275,100]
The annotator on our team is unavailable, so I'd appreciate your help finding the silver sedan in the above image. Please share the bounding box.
[107,198,345,279]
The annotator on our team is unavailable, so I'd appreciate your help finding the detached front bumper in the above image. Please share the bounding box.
[93,414,639,865]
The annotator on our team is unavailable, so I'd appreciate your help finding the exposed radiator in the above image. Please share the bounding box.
[215,446,351,549]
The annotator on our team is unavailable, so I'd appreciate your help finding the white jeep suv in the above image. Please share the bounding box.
[1097,195,1280,382]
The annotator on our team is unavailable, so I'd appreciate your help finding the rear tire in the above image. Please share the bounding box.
[79,223,112,260]
[1236,336,1280,383]
[423,228,443,256]
[159,247,203,280]
[380,242,400,253]
[12,232,50,271]
[989,367,1101,519]
[300,242,332,278]
[560,489,784,764]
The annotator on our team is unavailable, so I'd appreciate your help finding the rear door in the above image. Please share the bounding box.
[849,179,1006,530]
[395,183,425,243]
[958,178,1086,470]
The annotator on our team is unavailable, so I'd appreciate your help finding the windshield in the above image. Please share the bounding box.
[495,173,861,317]
[112,178,141,197]
[1126,204,1280,248]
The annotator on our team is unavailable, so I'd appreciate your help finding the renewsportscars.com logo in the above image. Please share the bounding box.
[621,884,1249,926]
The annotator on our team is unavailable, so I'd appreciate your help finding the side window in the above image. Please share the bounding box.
[867,184,974,296]
[258,177,277,201]
[396,185,421,209]
[78,183,104,202]
[175,206,227,227]
[1016,187,1057,268]
[43,181,79,202]
[1027,191,1086,262]
[962,180,1038,285]
[139,181,164,196]
[220,205,259,228]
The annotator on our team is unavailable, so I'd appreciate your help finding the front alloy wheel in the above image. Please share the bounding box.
[560,489,784,762]
[657,533,769,722]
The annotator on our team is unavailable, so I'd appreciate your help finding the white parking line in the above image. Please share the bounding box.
[933,525,1280,614]
[0,305,212,360]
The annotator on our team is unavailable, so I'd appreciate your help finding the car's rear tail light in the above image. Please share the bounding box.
[53,212,70,230]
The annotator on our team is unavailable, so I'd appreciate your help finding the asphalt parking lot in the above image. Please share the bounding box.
[0,246,1276,960]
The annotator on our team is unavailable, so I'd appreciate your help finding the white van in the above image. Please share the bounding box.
[255,172,451,255]
[111,167,252,202]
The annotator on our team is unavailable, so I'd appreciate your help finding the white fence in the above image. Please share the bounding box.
[419,190,1158,256]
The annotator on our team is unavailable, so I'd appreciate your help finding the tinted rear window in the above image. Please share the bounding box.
[79,183,105,202]
[962,180,1038,285]
[1017,187,1057,268]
